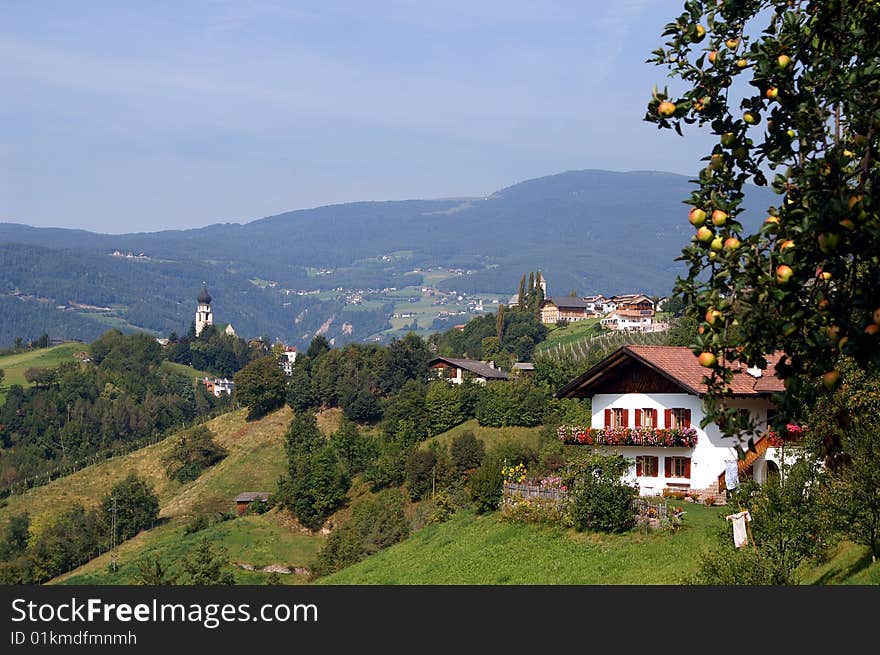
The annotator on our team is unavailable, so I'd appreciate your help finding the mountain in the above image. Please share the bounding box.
[0,169,776,347]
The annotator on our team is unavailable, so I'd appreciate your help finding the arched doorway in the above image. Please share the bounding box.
[766,460,780,484]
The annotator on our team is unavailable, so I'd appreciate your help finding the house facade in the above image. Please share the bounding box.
[539,297,590,324]
[428,356,510,385]
[556,345,785,499]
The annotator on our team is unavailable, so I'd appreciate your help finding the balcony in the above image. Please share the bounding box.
[557,425,698,448]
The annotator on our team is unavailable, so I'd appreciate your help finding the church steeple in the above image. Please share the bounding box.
[195,283,214,336]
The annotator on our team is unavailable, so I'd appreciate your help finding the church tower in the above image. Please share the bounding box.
[195,284,213,336]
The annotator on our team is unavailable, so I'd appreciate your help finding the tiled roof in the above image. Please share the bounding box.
[556,345,785,398]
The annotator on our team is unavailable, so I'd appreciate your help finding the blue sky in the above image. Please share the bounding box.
[1,0,715,233]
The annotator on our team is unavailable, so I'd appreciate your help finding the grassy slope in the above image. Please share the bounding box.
[423,419,545,453]
[535,319,601,354]
[0,343,81,403]
[320,504,726,584]
[161,360,212,380]
[0,405,333,585]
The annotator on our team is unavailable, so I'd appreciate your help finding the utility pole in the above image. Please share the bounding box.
[110,497,119,573]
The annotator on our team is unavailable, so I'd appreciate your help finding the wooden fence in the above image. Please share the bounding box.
[503,483,568,501]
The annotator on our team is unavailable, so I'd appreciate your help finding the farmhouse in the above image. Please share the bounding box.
[556,345,786,499]
[280,346,298,376]
[203,377,235,397]
[539,297,590,324]
[428,356,510,384]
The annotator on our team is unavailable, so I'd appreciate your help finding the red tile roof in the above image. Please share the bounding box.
[556,345,785,398]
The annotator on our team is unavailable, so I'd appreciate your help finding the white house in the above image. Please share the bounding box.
[428,356,510,385]
[280,346,298,376]
[202,377,235,397]
[600,308,658,332]
[556,345,787,499]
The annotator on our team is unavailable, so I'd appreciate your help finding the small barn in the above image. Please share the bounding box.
[234,492,271,516]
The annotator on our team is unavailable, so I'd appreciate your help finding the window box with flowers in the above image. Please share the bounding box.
[557,425,699,448]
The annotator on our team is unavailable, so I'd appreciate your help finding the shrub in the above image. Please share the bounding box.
[315,489,409,576]
[184,515,210,535]
[469,461,503,513]
[500,495,567,524]
[565,453,636,533]
[450,431,485,473]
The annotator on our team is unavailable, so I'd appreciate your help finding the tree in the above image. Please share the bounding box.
[341,389,383,423]
[808,360,880,560]
[306,335,330,360]
[450,431,485,474]
[646,1,880,438]
[0,512,30,560]
[162,425,227,483]
[181,536,235,585]
[468,460,503,513]
[405,449,437,501]
[285,411,324,460]
[101,473,160,542]
[424,381,463,436]
[330,418,375,476]
[286,358,316,411]
[283,445,349,531]
[135,557,178,585]
[234,356,287,420]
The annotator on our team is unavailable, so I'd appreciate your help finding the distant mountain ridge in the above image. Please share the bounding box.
[0,169,777,346]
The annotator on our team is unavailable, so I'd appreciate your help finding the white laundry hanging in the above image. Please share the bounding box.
[726,510,752,548]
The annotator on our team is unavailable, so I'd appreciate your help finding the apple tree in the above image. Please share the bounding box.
[646,0,880,447]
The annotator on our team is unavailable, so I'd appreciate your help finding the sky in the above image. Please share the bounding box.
[1,0,717,233]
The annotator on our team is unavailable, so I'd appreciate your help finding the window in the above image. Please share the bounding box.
[636,455,659,477]
[641,409,656,428]
[665,456,691,479]
[605,408,629,428]
[666,408,691,429]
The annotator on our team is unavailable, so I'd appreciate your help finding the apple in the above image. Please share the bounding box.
[822,370,841,389]
[779,239,795,251]
[736,58,748,68]
[708,50,718,64]
[818,233,840,253]
[786,129,796,139]
[711,209,728,226]
[698,352,717,367]
[743,110,759,124]
[848,195,862,210]
[776,265,794,284]
[710,236,724,251]
[765,215,780,225]
[865,324,879,336]
[766,87,779,100]
[843,149,854,158]
[693,24,706,42]
[827,325,841,340]
[658,101,676,117]
[709,153,725,170]
[721,132,736,147]
[818,299,830,312]
[705,308,722,325]
[697,226,714,242]
[821,271,833,281]
[688,208,707,226]
[839,218,856,230]
[725,38,739,49]
[724,237,741,250]
[777,54,791,70]
[873,308,880,325]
